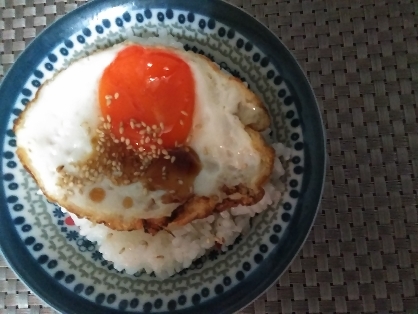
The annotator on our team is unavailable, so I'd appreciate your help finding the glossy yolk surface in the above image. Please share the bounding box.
[99,45,195,149]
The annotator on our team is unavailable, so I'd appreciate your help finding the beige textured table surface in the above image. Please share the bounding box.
[1,0,418,313]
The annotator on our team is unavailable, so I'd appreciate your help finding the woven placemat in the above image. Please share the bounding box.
[1,0,417,313]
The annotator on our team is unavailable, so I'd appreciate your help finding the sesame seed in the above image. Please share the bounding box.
[145,137,150,143]
[125,138,130,145]
[105,95,113,100]
[146,126,151,133]
[181,110,188,116]
[121,137,125,142]
[141,121,147,127]
[162,166,166,172]
[178,180,183,185]
[100,117,105,122]
[139,129,146,135]
[157,138,163,145]
[171,156,176,163]
[119,127,124,134]
[148,178,153,182]
[169,190,175,194]
[164,155,171,159]
[180,120,184,126]
[114,92,119,99]
[162,149,168,155]
[106,115,111,122]
[160,122,164,129]
[106,99,111,106]
[127,145,133,149]
[135,123,142,128]
[150,144,156,150]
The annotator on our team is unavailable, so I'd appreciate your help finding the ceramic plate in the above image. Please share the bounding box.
[0,0,325,313]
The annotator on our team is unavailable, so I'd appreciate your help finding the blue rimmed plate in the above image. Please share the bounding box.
[0,0,325,313]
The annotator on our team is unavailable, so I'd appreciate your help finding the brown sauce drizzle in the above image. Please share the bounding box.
[143,147,201,203]
[58,120,202,206]
[89,187,106,202]
[122,196,133,209]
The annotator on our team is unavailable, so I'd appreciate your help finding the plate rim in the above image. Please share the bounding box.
[0,0,326,313]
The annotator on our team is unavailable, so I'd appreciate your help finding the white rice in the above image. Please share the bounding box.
[68,157,288,278]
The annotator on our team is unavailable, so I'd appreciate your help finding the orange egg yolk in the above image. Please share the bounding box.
[99,45,195,150]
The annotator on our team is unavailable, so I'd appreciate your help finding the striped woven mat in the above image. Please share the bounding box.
[1,0,417,313]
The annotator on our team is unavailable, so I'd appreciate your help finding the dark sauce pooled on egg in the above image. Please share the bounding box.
[57,120,202,206]
[143,147,201,203]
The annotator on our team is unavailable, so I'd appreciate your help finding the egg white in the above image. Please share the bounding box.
[16,41,265,225]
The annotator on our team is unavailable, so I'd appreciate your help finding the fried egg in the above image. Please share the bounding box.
[15,39,274,232]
